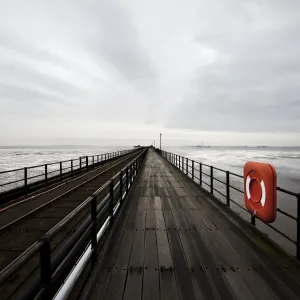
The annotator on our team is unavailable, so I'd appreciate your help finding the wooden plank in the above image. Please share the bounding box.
[143,230,159,300]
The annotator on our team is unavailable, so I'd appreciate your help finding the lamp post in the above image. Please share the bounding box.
[160,133,162,151]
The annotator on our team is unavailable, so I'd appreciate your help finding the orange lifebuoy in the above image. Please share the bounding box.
[244,162,277,223]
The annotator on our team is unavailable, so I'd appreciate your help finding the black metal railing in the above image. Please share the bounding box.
[160,150,300,259]
[0,149,147,300]
[0,149,137,203]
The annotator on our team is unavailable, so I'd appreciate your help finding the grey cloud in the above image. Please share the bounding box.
[168,15,300,132]
[0,83,69,105]
[0,62,82,98]
[0,31,71,68]
[82,1,156,86]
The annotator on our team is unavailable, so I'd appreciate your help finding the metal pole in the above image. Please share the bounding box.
[91,195,97,264]
[192,160,194,180]
[92,156,95,166]
[251,215,256,226]
[297,194,300,258]
[109,180,114,229]
[186,158,188,175]
[71,160,73,173]
[126,167,129,193]
[182,157,184,172]
[210,166,213,194]
[86,156,88,170]
[45,164,48,186]
[160,133,162,151]
[80,157,82,169]
[226,171,230,207]
[24,167,28,192]
[120,171,123,203]
[60,162,62,181]
[179,156,181,170]
[200,163,202,186]
[40,235,52,300]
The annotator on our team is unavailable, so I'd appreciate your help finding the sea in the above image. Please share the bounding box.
[0,145,299,255]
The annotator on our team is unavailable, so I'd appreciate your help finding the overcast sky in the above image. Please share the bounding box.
[0,0,300,146]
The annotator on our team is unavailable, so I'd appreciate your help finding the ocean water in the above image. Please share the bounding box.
[0,145,299,255]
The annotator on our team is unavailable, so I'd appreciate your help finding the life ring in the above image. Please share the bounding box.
[244,162,277,223]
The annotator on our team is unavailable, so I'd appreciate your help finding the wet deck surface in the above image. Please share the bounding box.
[85,149,300,300]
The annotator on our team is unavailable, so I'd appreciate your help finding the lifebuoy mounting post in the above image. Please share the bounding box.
[244,161,277,223]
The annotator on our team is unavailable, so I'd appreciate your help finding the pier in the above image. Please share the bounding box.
[0,148,300,299]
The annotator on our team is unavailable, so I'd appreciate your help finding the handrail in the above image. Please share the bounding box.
[0,148,148,300]
[159,149,300,259]
[0,148,139,203]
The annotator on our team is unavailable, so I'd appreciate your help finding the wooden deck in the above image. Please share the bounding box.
[83,149,300,300]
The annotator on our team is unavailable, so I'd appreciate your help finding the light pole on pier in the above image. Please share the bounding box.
[160,133,162,151]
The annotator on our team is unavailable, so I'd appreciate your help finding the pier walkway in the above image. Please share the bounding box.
[84,149,300,300]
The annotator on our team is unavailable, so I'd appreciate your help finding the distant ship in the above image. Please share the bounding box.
[196,143,211,148]
[134,145,142,148]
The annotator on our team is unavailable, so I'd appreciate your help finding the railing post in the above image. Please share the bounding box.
[176,155,178,168]
[40,235,52,300]
[45,164,48,186]
[86,156,88,170]
[80,157,82,169]
[120,171,123,203]
[91,195,97,264]
[192,160,194,180]
[186,158,188,175]
[109,180,114,229]
[297,194,300,259]
[251,215,256,226]
[130,163,133,182]
[97,155,99,163]
[179,156,181,170]
[60,162,62,181]
[126,167,129,193]
[24,167,28,193]
[200,163,202,186]
[210,166,213,194]
[92,156,95,166]
[182,157,184,172]
[71,160,73,173]
[226,171,230,207]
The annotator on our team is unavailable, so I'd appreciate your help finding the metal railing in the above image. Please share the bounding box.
[160,150,300,259]
[0,148,147,300]
[0,149,137,203]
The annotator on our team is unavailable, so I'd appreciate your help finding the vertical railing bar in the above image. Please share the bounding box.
[210,166,213,194]
[91,195,97,264]
[109,180,114,229]
[45,164,48,187]
[297,194,300,259]
[60,162,62,181]
[226,171,230,207]
[39,235,52,300]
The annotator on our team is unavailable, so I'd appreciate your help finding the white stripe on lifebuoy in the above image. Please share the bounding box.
[246,175,266,207]
[246,176,251,200]
[260,180,266,206]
